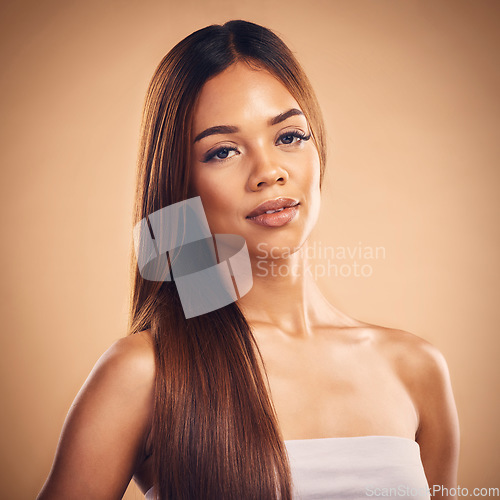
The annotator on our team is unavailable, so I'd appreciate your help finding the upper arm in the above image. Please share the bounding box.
[403,338,460,499]
[37,333,156,500]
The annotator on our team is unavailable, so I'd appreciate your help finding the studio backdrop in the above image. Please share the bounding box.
[0,1,498,498]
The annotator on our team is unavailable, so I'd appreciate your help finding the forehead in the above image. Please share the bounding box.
[191,61,301,130]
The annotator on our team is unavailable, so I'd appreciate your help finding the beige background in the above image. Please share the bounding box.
[1,0,498,498]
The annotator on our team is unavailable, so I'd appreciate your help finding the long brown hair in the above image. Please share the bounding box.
[127,20,327,499]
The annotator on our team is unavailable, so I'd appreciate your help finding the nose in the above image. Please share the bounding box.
[247,150,289,192]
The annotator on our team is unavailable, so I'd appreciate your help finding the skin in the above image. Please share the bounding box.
[37,61,460,499]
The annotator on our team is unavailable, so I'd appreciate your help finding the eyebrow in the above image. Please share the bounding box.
[193,108,304,143]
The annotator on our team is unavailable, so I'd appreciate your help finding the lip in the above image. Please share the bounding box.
[245,197,300,228]
[246,197,300,218]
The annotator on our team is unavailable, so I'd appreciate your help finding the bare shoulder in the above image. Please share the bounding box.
[103,329,156,376]
[363,323,448,380]
[108,328,155,363]
[37,329,157,499]
[364,324,458,432]
[80,329,156,400]
[329,314,450,399]
[361,323,460,488]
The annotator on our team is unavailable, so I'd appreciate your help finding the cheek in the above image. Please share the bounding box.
[191,164,242,207]
[189,167,216,203]
[190,171,236,228]
[204,189,232,213]
[300,150,322,224]
[297,148,321,192]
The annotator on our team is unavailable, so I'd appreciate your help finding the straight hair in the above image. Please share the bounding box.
[127,20,327,499]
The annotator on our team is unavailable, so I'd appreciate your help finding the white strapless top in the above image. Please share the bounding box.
[144,435,430,499]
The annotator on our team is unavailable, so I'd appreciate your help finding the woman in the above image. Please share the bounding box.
[37,20,459,500]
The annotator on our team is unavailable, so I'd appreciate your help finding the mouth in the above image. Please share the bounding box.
[245,197,300,227]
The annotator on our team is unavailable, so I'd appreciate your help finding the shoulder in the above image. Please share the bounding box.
[106,329,155,365]
[81,330,156,400]
[366,324,449,380]
[37,331,157,498]
[68,329,158,465]
[337,318,451,391]
[334,321,459,487]
[366,324,459,439]
[357,324,460,487]
[70,328,157,444]
[100,330,156,378]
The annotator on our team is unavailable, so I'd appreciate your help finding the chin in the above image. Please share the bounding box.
[246,229,310,260]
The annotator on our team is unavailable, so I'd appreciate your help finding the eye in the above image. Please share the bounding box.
[276,129,311,146]
[202,146,239,163]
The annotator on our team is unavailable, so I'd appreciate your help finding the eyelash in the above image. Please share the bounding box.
[201,129,311,163]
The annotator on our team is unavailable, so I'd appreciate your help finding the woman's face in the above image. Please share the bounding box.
[189,61,321,259]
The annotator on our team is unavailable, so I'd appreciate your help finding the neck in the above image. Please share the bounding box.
[236,241,359,337]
